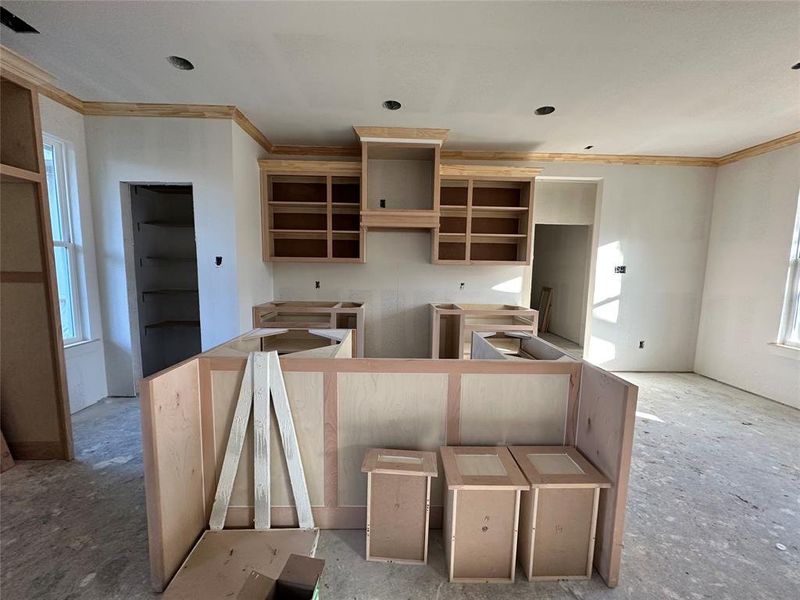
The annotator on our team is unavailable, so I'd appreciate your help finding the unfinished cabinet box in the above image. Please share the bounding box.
[252,300,365,357]
[260,160,363,262]
[361,448,438,564]
[508,445,611,581]
[440,446,528,583]
[434,164,540,265]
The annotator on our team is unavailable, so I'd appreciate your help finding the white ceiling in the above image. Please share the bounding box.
[3,1,799,156]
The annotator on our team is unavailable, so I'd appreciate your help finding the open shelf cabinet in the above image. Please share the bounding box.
[260,160,363,262]
[434,164,541,265]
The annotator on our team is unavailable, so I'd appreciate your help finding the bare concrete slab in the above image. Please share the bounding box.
[1,373,798,599]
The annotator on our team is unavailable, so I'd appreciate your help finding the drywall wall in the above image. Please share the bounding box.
[532,224,592,344]
[272,231,527,357]
[232,125,271,330]
[506,162,714,371]
[695,144,800,409]
[38,96,108,413]
[534,180,596,225]
[86,117,267,395]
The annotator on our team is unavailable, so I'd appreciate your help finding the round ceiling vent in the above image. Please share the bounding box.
[382,100,402,110]
[167,56,195,71]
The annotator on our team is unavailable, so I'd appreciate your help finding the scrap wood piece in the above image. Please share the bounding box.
[209,354,255,530]
[268,351,315,529]
[253,352,271,530]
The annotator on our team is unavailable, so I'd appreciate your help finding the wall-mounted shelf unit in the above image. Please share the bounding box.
[434,164,540,265]
[355,126,447,230]
[430,302,539,359]
[260,160,363,262]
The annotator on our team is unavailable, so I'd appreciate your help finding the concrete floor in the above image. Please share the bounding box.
[539,332,584,359]
[1,373,798,599]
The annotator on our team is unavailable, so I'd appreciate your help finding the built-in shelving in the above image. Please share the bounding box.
[261,160,363,262]
[145,320,201,331]
[433,165,540,265]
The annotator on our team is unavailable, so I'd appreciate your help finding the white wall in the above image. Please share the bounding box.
[695,145,800,409]
[272,231,527,357]
[534,180,596,225]
[532,224,592,344]
[513,162,715,371]
[39,96,108,413]
[85,117,264,395]
[232,125,271,330]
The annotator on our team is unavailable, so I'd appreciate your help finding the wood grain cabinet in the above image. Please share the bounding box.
[0,72,72,459]
[440,446,528,583]
[508,445,611,581]
[361,448,438,564]
[259,160,363,262]
[435,164,541,265]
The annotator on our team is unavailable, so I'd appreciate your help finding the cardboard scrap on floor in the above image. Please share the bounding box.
[238,554,325,600]
[163,529,320,599]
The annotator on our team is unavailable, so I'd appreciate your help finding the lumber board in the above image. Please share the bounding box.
[268,352,315,528]
[253,352,271,529]
[209,355,254,530]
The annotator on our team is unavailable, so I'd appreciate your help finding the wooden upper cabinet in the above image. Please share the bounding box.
[355,126,447,230]
[434,164,541,265]
[259,160,363,263]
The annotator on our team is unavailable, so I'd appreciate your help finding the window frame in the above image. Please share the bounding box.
[777,190,800,349]
[43,134,84,346]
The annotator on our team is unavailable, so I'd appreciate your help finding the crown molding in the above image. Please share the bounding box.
[716,131,800,166]
[3,44,797,167]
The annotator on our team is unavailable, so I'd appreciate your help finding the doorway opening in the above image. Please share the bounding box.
[129,184,200,377]
[528,178,601,359]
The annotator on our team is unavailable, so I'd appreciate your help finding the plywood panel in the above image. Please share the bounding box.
[210,369,324,522]
[0,182,43,272]
[452,489,516,580]
[576,364,637,587]
[532,488,594,577]
[460,374,568,445]
[141,360,204,591]
[338,372,447,506]
[0,282,60,443]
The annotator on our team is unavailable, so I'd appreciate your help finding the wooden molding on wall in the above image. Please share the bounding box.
[715,131,800,166]
[3,44,797,168]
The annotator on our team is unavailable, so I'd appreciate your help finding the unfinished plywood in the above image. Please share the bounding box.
[210,368,324,524]
[0,182,43,272]
[460,373,568,445]
[362,448,437,564]
[163,529,318,599]
[575,365,638,587]
[140,359,204,591]
[510,445,610,581]
[337,373,447,507]
[441,446,526,583]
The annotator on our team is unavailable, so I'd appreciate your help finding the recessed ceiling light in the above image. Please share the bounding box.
[382,100,401,111]
[792,62,800,70]
[167,56,195,71]
[534,106,556,116]
[0,7,39,33]
[584,145,594,150]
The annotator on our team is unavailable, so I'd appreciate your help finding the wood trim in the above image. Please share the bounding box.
[446,373,461,445]
[323,371,338,508]
[354,126,449,142]
[442,149,718,167]
[232,108,272,152]
[258,159,361,176]
[82,101,236,118]
[440,164,542,179]
[716,130,800,165]
[271,145,361,157]
[38,84,85,114]
[1,163,43,183]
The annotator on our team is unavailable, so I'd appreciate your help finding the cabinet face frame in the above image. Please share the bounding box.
[259,160,362,263]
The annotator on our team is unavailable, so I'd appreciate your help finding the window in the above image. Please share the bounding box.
[43,136,83,345]
[778,191,800,348]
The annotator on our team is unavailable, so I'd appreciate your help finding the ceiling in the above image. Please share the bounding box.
[2,1,799,156]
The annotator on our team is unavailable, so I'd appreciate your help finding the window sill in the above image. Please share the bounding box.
[64,338,100,350]
[767,342,800,360]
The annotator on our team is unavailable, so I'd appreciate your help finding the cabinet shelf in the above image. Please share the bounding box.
[142,221,194,228]
[145,320,201,330]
